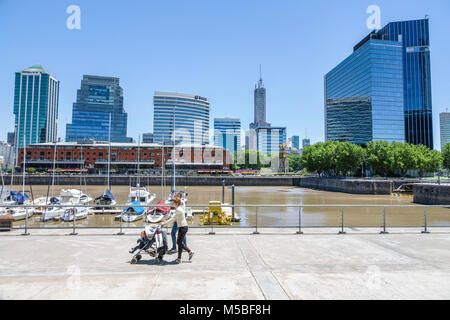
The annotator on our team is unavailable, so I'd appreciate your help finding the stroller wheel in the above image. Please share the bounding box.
[136,254,142,261]
[130,257,137,264]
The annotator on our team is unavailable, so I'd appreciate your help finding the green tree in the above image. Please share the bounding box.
[287,154,302,172]
[442,143,450,171]
[334,142,366,176]
[391,142,416,176]
[414,144,442,178]
[366,141,396,177]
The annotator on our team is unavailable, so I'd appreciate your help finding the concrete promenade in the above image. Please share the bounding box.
[1,228,450,300]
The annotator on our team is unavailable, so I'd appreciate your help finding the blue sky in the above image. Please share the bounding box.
[0,0,449,149]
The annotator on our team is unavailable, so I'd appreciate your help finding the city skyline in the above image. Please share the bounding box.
[0,1,449,149]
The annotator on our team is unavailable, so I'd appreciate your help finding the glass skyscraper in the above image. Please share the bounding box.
[291,135,300,149]
[153,92,210,145]
[66,75,131,143]
[13,65,59,150]
[255,127,287,155]
[376,19,433,148]
[325,18,433,148]
[440,112,450,149]
[214,117,241,154]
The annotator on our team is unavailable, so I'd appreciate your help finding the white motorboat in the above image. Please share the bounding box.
[62,207,89,221]
[3,191,35,221]
[60,189,92,205]
[120,185,155,222]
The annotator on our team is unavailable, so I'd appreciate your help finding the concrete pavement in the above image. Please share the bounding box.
[1,227,450,299]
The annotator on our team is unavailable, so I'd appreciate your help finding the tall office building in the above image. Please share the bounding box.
[291,135,300,149]
[13,65,59,150]
[302,138,310,148]
[376,19,433,148]
[256,126,287,155]
[250,68,270,129]
[142,133,154,144]
[214,118,241,154]
[325,18,433,148]
[440,112,450,149]
[153,92,210,145]
[325,37,405,145]
[7,132,15,146]
[66,75,131,143]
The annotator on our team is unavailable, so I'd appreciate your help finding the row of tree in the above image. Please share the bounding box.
[232,141,450,177]
[302,141,449,177]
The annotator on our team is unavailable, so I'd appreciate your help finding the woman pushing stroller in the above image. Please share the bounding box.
[160,198,194,264]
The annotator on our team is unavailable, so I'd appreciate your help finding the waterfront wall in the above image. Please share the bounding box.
[413,184,450,205]
[3,175,296,187]
[293,177,393,195]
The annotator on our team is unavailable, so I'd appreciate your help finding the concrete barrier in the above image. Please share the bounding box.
[294,177,392,195]
[413,184,450,205]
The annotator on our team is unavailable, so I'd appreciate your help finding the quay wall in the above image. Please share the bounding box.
[413,184,450,205]
[293,177,393,195]
[3,175,296,187]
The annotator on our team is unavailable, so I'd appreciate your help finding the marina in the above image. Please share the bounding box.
[2,185,450,230]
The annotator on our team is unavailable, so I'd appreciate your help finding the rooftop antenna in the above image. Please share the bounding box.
[257,64,264,88]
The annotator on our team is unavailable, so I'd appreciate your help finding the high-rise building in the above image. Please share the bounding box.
[376,19,433,148]
[256,126,287,155]
[153,92,210,145]
[325,18,433,148]
[13,65,59,150]
[325,37,405,145]
[291,135,300,149]
[302,138,310,148]
[7,132,15,146]
[142,133,154,144]
[66,75,132,143]
[250,67,270,129]
[440,112,450,149]
[214,118,241,154]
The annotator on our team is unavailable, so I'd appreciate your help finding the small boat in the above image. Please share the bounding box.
[62,207,89,222]
[41,197,65,222]
[4,191,35,221]
[60,189,92,205]
[93,189,117,211]
[145,201,173,223]
[120,201,146,222]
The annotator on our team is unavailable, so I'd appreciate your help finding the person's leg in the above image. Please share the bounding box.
[170,221,178,250]
[177,227,190,259]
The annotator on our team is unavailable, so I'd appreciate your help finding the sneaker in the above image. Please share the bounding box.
[174,258,181,264]
[155,257,160,264]
[129,248,136,254]
[168,248,177,253]
[189,251,195,261]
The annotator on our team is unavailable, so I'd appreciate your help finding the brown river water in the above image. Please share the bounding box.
[8,185,450,229]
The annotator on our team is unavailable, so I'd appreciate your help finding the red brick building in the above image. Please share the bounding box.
[18,141,231,173]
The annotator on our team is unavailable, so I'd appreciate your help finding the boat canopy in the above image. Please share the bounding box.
[123,201,145,215]
[50,197,59,204]
[10,191,29,205]
[95,189,115,201]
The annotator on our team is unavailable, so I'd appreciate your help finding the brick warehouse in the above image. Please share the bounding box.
[17,141,231,173]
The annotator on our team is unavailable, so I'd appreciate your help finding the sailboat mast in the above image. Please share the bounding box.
[51,140,57,198]
[107,113,111,190]
[172,111,176,194]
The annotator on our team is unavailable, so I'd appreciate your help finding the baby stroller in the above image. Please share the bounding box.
[130,225,168,264]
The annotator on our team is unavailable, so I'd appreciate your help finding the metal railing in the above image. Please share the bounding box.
[1,203,449,235]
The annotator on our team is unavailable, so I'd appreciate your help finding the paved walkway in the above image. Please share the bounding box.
[1,228,450,299]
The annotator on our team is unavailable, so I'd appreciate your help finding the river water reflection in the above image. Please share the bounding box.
[10,185,450,229]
